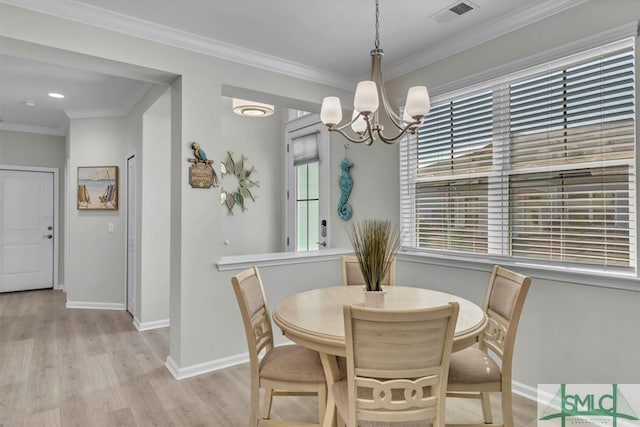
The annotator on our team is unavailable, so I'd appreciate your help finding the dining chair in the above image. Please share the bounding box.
[332,302,459,427]
[446,265,531,427]
[231,266,327,426]
[341,255,396,287]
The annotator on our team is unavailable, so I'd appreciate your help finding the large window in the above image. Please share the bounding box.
[401,39,636,270]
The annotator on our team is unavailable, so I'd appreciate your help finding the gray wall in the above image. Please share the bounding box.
[218,96,287,255]
[67,118,126,304]
[139,91,171,324]
[125,85,172,324]
[0,129,66,285]
[396,261,640,387]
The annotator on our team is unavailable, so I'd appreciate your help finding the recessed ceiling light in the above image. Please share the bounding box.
[48,92,65,99]
[23,100,37,107]
[232,98,274,117]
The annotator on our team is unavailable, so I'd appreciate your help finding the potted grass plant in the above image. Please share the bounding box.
[348,219,402,305]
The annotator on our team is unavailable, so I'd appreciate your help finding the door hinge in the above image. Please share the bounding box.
[287,144,290,153]
[286,190,289,200]
[286,237,290,246]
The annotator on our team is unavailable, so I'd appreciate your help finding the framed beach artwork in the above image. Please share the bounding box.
[77,166,118,210]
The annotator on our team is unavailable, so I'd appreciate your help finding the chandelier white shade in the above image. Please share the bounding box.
[320,96,342,125]
[354,81,379,114]
[320,0,431,145]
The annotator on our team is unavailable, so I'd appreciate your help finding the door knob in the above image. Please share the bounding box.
[43,234,53,239]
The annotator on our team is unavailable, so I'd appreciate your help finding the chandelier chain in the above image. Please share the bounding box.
[374,0,380,49]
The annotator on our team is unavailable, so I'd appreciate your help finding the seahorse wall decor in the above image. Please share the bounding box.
[338,158,353,220]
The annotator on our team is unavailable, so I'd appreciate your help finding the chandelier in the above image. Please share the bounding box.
[320,0,431,145]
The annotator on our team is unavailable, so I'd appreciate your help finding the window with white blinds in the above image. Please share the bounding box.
[400,39,636,270]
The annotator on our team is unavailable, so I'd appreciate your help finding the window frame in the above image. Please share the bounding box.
[400,36,638,284]
[285,114,331,252]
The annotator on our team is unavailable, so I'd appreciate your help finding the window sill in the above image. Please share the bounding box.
[216,248,353,272]
[398,250,640,292]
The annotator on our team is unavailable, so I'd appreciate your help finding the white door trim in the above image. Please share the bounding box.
[0,164,59,290]
[126,155,136,317]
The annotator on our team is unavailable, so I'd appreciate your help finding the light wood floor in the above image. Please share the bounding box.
[0,289,536,426]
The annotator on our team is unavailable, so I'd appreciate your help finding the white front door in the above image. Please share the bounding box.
[0,169,54,292]
[126,156,136,316]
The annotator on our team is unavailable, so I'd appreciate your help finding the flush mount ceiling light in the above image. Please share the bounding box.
[320,0,431,145]
[23,100,37,107]
[232,98,275,117]
[48,92,65,99]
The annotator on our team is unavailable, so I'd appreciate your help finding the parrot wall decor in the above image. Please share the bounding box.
[187,141,219,188]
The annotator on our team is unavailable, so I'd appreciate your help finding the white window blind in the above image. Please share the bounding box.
[292,132,319,166]
[401,38,636,270]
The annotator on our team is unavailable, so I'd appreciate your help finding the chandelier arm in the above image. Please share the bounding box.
[372,47,403,132]
[328,127,372,144]
[382,98,404,131]
[332,111,366,133]
[377,119,421,144]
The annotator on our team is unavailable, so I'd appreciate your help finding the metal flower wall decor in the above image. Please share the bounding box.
[220,151,259,214]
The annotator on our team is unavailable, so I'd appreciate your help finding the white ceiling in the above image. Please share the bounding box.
[0,0,588,136]
[0,55,152,135]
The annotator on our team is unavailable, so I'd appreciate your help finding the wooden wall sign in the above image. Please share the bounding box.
[189,162,215,188]
[188,141,219,188]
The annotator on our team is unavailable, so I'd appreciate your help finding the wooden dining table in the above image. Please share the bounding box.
[273,285,488,427]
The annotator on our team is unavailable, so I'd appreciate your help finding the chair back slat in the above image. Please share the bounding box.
[482,314,508,357]
[355,376,439,411]
[251,306,273,355]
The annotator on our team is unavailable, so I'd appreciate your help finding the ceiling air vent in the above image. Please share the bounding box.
[432,1,477,23]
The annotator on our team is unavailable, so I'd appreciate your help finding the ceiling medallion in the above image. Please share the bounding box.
[232,98,275,117]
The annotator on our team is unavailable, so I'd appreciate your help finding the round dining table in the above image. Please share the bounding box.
[273,285,487,427]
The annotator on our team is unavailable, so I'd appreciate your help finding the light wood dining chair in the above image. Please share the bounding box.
[446,265,531,427]
[341,255,396,287]
[332,302,459,427]
[231,266,327,426]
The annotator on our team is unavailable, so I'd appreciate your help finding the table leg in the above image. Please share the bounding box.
[319,352,340,427]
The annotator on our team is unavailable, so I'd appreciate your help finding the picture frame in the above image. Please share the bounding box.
[77,166,118,210]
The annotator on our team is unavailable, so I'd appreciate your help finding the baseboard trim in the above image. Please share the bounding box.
[512,380,538,402]
[513,380,558,405]
[133,317,170,331]
[165,352,249,380]
[66,301,125,310]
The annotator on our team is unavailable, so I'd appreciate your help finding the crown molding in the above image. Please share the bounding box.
[385,0,591,79]
[0,121,66,136]
[0,0,353,90]
[1,0,591,87]
[65,109,126,119]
